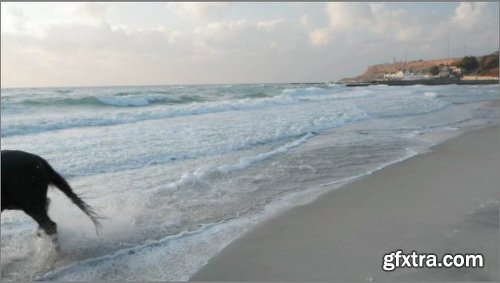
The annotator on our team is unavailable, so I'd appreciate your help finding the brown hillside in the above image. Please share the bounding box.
[341,58,460,82]
[477,53,499,76]
[481,67,499,77]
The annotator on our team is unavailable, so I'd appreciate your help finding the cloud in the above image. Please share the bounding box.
[1,15,309,86]
[451,2,490,31]
[194,18,295,54]
[167,2,227,21]
[369,4,424,42]
[1,3,117,38]
[324,3,424,43]
[76,3,114,26]
[257,18,285,29]
[326,3,375,32]
[309,28,330,47]
[300,15,309,27]
[1,18,195,87]
[1,4,27,33]
[1,2,498,87]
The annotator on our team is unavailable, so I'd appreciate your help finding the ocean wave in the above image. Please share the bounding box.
[55,89,73,94]
[2,93,308,137]
[2,101,369,178]
[96,96,152,106]
[19,95,207,108]
[357,94,450,118]
[281,86,327,96]
[237,91,271,99]
[9,85,333,112]
[4,84,487,139]
[2,86,449,138]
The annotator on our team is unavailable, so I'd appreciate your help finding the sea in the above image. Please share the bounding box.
[1,83,498,281]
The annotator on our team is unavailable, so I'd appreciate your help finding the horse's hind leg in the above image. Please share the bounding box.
[26,207,60,252]
[36,198,51,237]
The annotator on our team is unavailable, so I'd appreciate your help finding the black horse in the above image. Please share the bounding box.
[1,150,102,249]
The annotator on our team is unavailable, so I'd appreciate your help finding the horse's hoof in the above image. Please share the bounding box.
[49,234,61,252]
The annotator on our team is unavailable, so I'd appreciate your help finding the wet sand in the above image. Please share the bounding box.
[191,126,499,281]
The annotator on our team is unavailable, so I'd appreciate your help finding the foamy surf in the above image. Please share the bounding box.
[33,135,440,282]
[1,83,498,281]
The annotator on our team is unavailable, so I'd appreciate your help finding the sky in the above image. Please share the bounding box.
[1,2,499,88]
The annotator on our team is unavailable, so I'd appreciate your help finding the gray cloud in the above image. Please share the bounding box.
[1,2,498,87]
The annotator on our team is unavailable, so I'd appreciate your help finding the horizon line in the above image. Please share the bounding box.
[0,80,334,90]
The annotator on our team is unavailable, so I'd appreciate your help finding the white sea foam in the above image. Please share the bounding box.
[1,100,368,177]
[2,91,308,137]
[218,132,313,173]
[32,134,433,282]
[1,85,467,137]
[1,83,498,281]
[281,86,326,96]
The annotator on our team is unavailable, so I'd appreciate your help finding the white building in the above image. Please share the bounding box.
[384,70,429,81]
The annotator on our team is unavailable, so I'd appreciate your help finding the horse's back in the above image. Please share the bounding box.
[1,150,51,210]
[1,150,48,179]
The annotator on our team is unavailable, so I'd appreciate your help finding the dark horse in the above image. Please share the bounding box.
[1,150,102,249]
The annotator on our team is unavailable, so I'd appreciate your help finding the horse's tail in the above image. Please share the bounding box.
[41,158,103,234]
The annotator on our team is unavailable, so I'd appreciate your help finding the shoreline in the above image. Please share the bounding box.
[191,125,499,281]
[345,78,499,87]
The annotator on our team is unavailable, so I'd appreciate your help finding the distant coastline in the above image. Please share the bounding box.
[345,77,499,87]
[339,51,499,86]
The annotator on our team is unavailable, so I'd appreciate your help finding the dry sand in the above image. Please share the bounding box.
[191,126,499,281]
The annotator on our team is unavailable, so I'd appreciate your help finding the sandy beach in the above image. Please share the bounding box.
[191,126,499,281]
